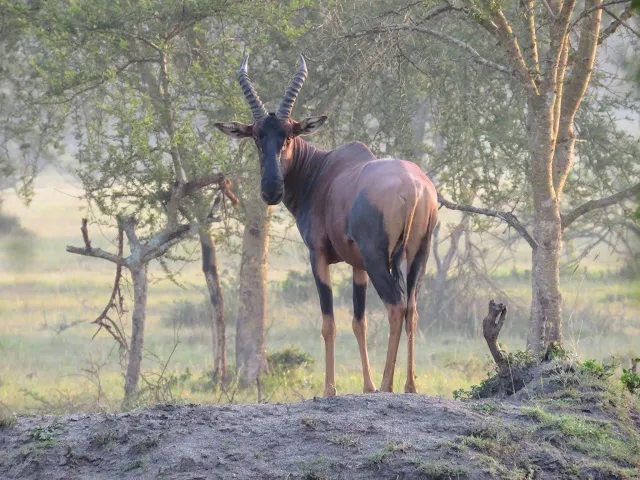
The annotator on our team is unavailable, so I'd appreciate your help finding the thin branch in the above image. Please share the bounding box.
[569,0,630,29]
[185,173,239,205]
[490,9,540,95]
[91,226,128,351]
[66,219,126,265]
[540,0,557,19]
[599,4,639,43]
[346,24,514,75]
[437,193,538,250]
[561,182,640,229]
[81,218,91,249]
[121,216,141,252]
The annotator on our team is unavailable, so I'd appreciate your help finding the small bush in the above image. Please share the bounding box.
[453,350,539,400]
[161,298,212,328]
[621,361,640,395]
[267,347,314,377]
[278,270,316,303]
[0,402,16,428]
[0,202,24,236]
[581,359,617,380]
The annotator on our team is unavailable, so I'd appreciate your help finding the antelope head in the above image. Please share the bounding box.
[215,55,327,205]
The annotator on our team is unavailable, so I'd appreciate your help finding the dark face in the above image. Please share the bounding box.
[214,115,328,206]
[255,115,291,205]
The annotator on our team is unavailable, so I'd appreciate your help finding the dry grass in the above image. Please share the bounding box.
[0,169,638,413]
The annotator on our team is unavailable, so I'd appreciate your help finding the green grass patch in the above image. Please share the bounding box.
[412,459,468,479]
[365,441,411,467]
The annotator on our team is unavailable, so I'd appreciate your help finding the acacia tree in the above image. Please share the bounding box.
[6,0,306,401]
[315,0,639,353]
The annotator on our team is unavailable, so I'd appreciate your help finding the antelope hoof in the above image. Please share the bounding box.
[323,385,337,397]
[363,384,377,393]
[379,381,394,393]
[404,382,417,393]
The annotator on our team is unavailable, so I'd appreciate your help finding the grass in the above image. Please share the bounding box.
[412,459,468,479]
[328,434,359,448]
[520,404,640,466]
[365,441,411,467]
[0,169,639,413]
[0,407,17,428]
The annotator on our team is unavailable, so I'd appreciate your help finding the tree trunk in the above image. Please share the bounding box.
[235,197,271,386]
[199,229,227,383]
[526,106,564,354]
[123,264,148,404]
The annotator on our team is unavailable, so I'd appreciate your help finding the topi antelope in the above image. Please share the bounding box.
[215,55,438,396]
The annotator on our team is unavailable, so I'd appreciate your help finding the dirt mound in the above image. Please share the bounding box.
[1,392,638,479]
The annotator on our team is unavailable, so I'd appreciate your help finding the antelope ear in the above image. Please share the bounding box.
[214,122,253,139]
[293,116,328,136]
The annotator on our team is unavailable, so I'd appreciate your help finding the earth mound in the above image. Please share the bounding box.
[1,386,638,479]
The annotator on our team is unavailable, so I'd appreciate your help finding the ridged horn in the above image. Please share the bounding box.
[276,55,308,120]
[238,55,268,121]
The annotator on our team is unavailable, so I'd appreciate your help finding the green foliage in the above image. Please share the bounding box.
[581,359,618,380]
[161,298,213,328]
[2,0,315,262]
[267,347,314,377]
[621,360,640,395]
[453,350,538,400]
[279,270,316,303]
[29,424,60,447]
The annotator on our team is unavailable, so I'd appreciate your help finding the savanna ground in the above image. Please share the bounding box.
[1,169,639,479]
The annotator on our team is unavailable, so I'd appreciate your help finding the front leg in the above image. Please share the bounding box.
[311,250,336,397]
[352,268,376,393]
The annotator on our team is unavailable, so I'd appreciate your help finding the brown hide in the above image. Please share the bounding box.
[280,136,438,269]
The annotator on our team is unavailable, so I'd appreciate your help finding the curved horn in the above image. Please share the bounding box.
[238,55,268,121]
[276,55,308,120]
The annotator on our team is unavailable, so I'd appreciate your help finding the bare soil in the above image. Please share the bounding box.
[2,392,638,479]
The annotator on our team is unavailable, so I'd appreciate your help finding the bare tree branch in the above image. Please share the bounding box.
[185,173,239,205]
[346,23,515,75]
[140,224,192,263]
[540,0,557,20]
[567,0,631,31]
[599,4,639,43]
[66,219,127,265]
[561,182,640,229]
[437,193,538,250]
[91,226,128,351]
[121,216,141,253]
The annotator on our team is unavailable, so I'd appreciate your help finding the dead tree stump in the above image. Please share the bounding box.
[483,300,507,365]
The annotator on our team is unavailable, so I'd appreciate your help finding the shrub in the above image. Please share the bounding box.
[621,359,640,395]
[161,298,212,328]
[267,347,314,377]
[279,270,316,303]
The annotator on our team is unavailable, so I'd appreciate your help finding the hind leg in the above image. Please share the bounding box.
[404,238,430,393]
[360,249,405,393]
[349,192,405,392]
[352,268,376,393]
[381,302,406,392]
[404,290,419,393]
